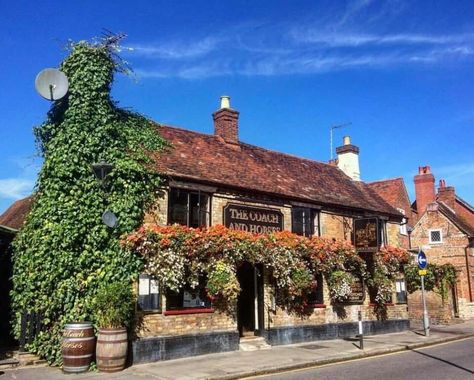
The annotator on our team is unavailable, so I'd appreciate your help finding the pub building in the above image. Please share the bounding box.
[132,96,409,363]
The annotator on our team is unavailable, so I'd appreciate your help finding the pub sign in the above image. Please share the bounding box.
[353,218,379,252]
[224,203,283,234]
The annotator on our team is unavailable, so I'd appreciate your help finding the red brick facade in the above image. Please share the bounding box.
[411,169,474,320]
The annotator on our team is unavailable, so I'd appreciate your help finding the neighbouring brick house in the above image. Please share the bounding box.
[131,97,410,363]
[0,196,33,347]
[410,166,474,321]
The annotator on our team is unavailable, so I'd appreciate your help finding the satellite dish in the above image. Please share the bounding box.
[102,210,118,228]
[35,68,69,101]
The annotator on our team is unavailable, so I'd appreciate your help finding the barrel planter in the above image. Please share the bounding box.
[61,322,95,373]
[96,327,128,372]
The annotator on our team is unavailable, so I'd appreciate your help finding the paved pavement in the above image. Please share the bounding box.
[2,319,474,380]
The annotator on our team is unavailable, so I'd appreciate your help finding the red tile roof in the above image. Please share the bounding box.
[437,202,474,237]
[0,196,34,230]
[154,125,402,219]
[367,178,413,221]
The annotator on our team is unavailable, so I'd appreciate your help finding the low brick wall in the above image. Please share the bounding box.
[407,290,455,324]
[131,330,240,364]
[262,319,410,346]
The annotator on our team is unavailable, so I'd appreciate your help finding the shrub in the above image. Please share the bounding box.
[93,282,134,329]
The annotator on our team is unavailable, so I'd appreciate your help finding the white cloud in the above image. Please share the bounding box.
[289,30,474,47]
[126,6,474,80]
[0,178,34,200]
[126,37,221,60]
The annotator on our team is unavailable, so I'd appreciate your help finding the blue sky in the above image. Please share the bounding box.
[1,0,474,213]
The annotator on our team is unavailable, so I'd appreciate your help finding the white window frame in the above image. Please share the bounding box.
[429,229,443,244]
[397,208,407,235]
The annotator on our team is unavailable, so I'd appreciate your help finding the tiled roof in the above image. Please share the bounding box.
[437,202,474,237]
[0,196,34,230]
[367,178,406,206]
[154,125,402,218]
[367,178,413,221]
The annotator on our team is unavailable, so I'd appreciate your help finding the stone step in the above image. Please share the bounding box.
[5,351,48,367]
[239,336,272,351]
[0,358,20,370]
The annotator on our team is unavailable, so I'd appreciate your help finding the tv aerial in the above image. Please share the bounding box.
[35,68,69,101]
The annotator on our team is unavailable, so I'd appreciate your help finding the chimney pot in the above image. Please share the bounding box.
[343,136,351,145]
[220,95,231,109]
[419,166,431,175]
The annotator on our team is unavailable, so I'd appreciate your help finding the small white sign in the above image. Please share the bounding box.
[150,280,159,294]
[138,277,150,295]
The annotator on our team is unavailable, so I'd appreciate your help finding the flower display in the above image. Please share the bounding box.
[123,224,409,313]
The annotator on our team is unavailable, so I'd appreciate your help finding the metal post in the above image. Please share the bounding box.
[357,310,364,349]
[421,275,430,336]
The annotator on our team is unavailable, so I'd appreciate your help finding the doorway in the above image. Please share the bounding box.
[237,262,264,337]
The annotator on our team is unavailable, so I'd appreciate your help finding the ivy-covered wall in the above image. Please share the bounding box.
[11,37,165,363]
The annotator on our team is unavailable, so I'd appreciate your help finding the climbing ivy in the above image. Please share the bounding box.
[11,36,165,363]
[405,263,457,303]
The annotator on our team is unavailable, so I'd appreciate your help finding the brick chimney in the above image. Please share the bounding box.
[336,136,360,181]
[414,166,436,213]
[213,96,239,144]
[438,179,456,210]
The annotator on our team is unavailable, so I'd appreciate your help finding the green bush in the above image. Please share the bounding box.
[93,282,134,328]
[404,263,457,302]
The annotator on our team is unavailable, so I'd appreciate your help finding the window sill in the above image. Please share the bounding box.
[137,310,162,315]
[164,308,215,316]
[369,302,394,307]
[308,303,327,309]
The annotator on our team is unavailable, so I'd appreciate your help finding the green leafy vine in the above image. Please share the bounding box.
[11,36,165,364]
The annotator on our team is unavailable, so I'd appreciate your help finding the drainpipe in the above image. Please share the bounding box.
[465,244,473,302]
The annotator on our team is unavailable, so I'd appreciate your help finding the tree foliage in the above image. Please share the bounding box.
[11,36,165,363]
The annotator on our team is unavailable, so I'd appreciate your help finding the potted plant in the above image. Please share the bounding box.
[93,282,134,372]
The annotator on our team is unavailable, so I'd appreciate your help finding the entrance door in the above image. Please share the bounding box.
[237,262,263,337]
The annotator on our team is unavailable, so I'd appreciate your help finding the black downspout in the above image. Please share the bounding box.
[465,244,473,302]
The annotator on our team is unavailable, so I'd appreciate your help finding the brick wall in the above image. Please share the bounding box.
[137,186,408,339]
[407,290,454,324]
[266,271,407,329]
[320,213,353,241]
[135,310,236,338]
[411,209,474,319]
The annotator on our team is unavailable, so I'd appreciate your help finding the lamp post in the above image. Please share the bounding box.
[91,160,114,188]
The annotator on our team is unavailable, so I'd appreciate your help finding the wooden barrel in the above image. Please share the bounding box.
[96,328,128,372]
[61,322,95,373]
